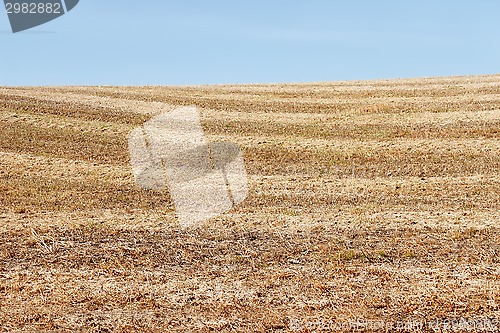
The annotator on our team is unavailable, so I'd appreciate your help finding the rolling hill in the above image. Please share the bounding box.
[1,75,499,332]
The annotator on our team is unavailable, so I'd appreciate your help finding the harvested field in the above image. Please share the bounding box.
[1,74,500,332]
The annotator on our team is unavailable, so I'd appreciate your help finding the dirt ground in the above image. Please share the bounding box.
[1,75,499,332]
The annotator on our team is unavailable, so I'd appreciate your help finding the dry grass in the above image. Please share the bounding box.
[0,74,500,332]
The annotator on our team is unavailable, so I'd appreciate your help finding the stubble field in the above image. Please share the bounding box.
[1,75,500,332]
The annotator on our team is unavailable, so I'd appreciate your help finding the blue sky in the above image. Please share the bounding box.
[0,0,499,85]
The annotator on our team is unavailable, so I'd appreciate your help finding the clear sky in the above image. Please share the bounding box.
[0,0,499,86]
